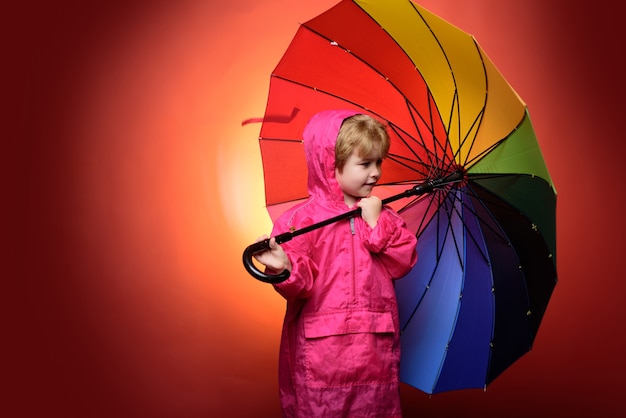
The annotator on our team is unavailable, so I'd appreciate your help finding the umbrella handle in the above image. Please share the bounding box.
[242,233,294,283]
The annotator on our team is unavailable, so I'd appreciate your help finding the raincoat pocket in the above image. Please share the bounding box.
[302,310,398,388]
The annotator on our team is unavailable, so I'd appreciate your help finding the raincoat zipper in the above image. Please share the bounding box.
[350,217,356,302]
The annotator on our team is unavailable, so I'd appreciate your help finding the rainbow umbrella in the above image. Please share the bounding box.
[244,0,557,394]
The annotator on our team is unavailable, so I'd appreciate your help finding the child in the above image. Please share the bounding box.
[255,110,417,417]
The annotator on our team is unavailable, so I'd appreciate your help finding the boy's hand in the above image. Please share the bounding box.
[253,235,292,273]
[358,196,382,228]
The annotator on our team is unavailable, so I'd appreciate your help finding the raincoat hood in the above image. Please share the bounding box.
[303,109,359,204]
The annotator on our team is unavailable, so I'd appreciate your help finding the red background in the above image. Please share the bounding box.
[7,0,624,417]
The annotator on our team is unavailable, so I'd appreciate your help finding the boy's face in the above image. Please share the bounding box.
[335,149,383,207]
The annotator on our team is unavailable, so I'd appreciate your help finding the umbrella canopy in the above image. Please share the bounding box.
[253,0,557,394]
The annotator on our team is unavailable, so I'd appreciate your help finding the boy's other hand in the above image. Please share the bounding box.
[253,235,292,273]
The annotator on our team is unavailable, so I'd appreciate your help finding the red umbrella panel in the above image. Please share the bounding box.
[252,0,557,394]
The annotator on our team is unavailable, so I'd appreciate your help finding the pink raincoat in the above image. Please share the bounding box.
[270,110,417,417]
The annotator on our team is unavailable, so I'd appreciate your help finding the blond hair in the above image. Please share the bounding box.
[335,114,390,172]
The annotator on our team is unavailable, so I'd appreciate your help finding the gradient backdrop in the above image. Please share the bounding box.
[8,0,625,417]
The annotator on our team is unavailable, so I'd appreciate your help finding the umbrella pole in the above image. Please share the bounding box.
[243,171,463,283]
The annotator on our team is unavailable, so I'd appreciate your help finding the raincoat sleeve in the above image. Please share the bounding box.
[268,217,319,300]
[362,207,417,279]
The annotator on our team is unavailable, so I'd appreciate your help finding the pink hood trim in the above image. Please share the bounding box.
[303,109,359,205]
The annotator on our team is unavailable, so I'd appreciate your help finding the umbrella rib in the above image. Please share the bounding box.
[439,190,465,270]
[449,191,492,264]
[269,73,379,114]
[385,154,431,179]
[461,182,511,244]
[396,86,445,158]
[400,262,435,334]
[386,122,434,172]
[467,172,511,182]
[401,193,439,239]
[463,131,497,168]
[457,107,485,167]
[464,110,528,168]
[449,90,461,161]
[458,38,490,167]
[459,38,492,167]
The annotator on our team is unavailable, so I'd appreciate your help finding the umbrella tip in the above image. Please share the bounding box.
[241,117,264,126]
[241,108,301,126]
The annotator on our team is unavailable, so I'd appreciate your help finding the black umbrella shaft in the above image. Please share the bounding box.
[243,170,463,283]
[289,170,462,241]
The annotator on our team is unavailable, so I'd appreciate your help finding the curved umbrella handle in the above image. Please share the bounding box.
[242,236,292,284]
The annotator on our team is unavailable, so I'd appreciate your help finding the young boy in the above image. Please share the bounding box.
[255,110,417,417]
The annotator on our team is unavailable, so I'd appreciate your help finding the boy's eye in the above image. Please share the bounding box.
[359,159,382,167]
